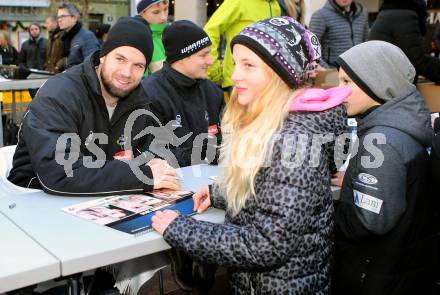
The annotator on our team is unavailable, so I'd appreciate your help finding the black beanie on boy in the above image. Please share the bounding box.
[162,20,211,64]
[100,17,153,65]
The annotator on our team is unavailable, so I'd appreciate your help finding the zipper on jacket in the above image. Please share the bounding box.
[347,15,355,46]
[327,47,331,66]
[268,0,273,17]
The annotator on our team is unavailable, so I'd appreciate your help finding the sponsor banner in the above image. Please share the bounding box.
[0,0,50,7]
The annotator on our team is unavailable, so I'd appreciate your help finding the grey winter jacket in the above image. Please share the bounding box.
[66,27,100,68]
[163,105,347,294]
[309,0,369,68]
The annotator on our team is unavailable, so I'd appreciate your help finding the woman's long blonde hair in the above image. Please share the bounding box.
[0,31,11,48]
[218,68,300,216]
[285,0,305,24]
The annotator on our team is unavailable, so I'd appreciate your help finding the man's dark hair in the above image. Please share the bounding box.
[28,22,41,32]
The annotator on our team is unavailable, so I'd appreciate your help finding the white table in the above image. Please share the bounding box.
[0,212,60,293]
[0,162,339,293]
[0,164,223,293]
[0,78,48,91]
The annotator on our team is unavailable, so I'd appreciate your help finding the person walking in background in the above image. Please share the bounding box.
[151,17,348,294]
[309,0,369,68]
[57,2,100,69]
[44,15,65,73]
[369,0,440,83]
[0,31,18,65]
[136,0,169,75]
[18,23,47,70]
[204,0,281,94]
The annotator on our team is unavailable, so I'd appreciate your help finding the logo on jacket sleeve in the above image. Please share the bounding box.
[358,173,378,185]
[117,135,127,149]
[353,189,383,214]
[85,131,94,146]
[208,124,219,138]
[172,114,182,127]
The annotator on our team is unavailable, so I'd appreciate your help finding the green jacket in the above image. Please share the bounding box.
[145,23,167,77]
[204,0,281,88]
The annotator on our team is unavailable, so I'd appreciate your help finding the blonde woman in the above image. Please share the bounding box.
[0,31,18,65]
[152,17,348,293]
[280,0,305,23]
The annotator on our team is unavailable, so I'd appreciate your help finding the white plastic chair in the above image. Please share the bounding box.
[0,145,41,194]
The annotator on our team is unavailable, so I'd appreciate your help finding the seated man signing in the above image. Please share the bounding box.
[8,17,179,195]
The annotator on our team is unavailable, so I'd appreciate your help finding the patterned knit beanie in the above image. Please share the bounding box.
[231,17,321,89]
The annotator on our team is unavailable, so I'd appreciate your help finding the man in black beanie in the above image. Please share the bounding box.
[8,17,179,196]
[140,20,223,292]
[141,20,224,169]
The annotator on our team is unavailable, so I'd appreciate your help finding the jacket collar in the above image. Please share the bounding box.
[162,62,199,89]
[327,0,362,17]
[62,22,81,40]
[28,35,42,44]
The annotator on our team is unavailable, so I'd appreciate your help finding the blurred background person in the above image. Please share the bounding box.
[18,23,47,70]
[0,31,18,65]
[204,0,281,95]
[94,23,110,45]
[136,0,170,76]
[309,0,369,68]
[369,0,440,83]
[44,15,65,73]
[279,0,305,23]
[434,21,440,58]
[57,2,100,68]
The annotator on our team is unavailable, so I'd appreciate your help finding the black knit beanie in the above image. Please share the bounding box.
[162,20,211,64]
[231,17,321,89]
[137,0,164,14]
[100,17,153,65]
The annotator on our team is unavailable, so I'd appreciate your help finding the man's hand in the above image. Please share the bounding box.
[193,186,211,213]
[147,159,180,190]
[152,209,179,235]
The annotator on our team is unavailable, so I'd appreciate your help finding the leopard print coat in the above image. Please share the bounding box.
[163,105,347,294]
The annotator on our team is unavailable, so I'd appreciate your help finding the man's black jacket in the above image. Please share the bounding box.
[8,50,154,195]
[141,63,224,167]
